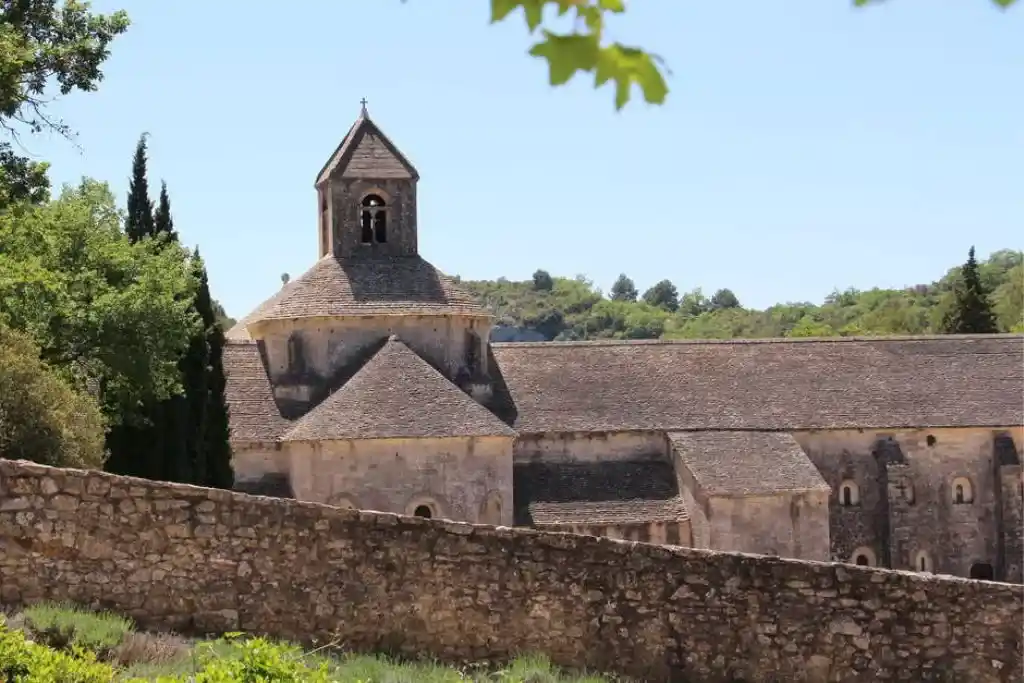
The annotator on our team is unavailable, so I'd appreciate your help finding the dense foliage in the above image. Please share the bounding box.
[0,322,106,468]
[464,248,1022,342]
[0,180,197,418]
[104,135,233,488]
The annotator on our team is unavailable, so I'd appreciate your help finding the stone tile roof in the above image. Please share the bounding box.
[225,280,298,341]
[513,460,688,526]
[237,255,488,322]
[282,336,517,441]
[223,341,292,443]
[315,109,418,184]
[490,335,1024,433]
[669,431,830,497]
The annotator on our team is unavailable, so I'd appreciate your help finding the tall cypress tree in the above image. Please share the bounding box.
[149,181,194,484]
[191,250,234,489]
[941,246,997,334]
[153,180,178,243]
[106,133,162,480]
[125,134,155,242]
[181,250,211,484]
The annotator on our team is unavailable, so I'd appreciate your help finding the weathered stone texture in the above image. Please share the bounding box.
[1,460,1020,683]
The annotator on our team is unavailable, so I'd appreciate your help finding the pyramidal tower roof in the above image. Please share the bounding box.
[315,100,419,185]
[282,337,516,441]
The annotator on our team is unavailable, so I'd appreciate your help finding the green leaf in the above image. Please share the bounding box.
[522,0,545,31]
[594,44,669,110]
[529,32,600,86]
[490,0,520,23]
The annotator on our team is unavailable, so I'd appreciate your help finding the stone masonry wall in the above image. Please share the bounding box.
[1,459,1021,683]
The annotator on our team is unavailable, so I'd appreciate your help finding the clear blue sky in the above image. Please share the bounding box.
[28,0,1023,319]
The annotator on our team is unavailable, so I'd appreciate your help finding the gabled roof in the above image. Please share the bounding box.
[490,335,1024,433]
[282,336,517,441]
[669,431,829,497]
[223,341,292,443]
[315,108,419,185]
[513,460,688,526]
[237,255,488,322]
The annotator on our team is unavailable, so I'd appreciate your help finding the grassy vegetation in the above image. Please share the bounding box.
[1,603,621,682]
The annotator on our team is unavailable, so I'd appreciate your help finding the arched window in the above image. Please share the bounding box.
[839,480,859,507]
[360,194,387,244]
[406,496,442,520]
[914,550,933,573]
[319,191,329,253]
[850,547,876,567]
[286,333,304,373]
[951,477,974,505]
[466,330,480,375]
[970,562,994,581]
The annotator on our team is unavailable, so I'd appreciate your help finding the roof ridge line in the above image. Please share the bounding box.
[491,333,1024,349]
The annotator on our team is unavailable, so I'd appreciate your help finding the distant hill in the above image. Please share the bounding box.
[455,249,1023,342]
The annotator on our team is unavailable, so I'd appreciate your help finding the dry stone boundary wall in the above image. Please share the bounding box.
[0,459,1020,683]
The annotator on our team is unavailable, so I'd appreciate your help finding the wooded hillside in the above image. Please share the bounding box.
[456,249,1023,342]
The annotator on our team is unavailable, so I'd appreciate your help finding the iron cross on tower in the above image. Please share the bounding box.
[360,98,368,114]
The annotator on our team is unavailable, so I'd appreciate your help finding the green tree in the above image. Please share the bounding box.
[941,246,998,334]
[787,315,840,338]
[153,180,178,243]
[532,268,554,291]
[124,133,154,242]
[610,273,638,302]
[0,0,130,206]
[642,279,679,312]
[0,179,196,422]
[192,251,234,489]
[710,288,741,310]
[677,288,710,318]
[0,322,106,468]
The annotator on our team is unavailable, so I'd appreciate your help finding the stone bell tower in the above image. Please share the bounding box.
[314,100,420,259]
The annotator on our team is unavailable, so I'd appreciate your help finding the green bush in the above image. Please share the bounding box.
[0,615,116,682]
[19,602,133,660]
[0,323,107,468]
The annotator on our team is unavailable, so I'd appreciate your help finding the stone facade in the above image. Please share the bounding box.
[794,426,1024,581]
[222,106,1024,579]
[1,460,1021,683]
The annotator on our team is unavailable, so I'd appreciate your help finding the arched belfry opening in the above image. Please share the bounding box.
[360,194,387,244]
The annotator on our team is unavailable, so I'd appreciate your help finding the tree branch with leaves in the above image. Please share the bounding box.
[0,0,130,207]
[487,0,1016,111]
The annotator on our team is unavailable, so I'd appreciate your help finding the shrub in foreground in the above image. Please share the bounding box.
[0,615,115,682]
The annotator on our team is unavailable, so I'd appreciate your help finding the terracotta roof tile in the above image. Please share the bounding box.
[669,431,829,497]
[246,255,488,321]
[513,461,688,525]
[491,335,1024,433]
[282,336,517,441]
[223,341,292,443]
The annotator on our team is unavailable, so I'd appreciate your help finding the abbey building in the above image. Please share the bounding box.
[222,106,1024,584]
